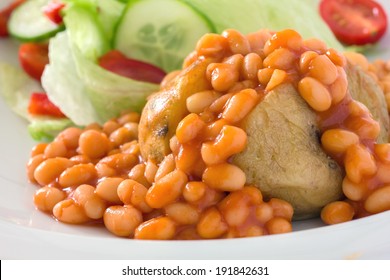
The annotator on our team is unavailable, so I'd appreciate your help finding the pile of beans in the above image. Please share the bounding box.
[27,28,390,240]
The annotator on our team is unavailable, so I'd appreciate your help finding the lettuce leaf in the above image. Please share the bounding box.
[181,0,344,50]
[42,31,159,126]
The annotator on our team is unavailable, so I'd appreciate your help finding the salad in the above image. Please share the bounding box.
[1,0,390,241]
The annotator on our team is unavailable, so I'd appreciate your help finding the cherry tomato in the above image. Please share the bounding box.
[18,42,49,81]
[28,92,65,118]
[98,50,166,84]
[0,0,25,37]
[42,1,65,24]
[319,0,388,45]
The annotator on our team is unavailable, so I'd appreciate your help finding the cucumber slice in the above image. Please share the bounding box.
[8,0,64,42]
[114,0,215,72]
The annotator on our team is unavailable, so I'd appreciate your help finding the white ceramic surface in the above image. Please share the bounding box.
[0,0,390,259]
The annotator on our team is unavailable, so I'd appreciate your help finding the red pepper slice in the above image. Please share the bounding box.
[28,92,66,118]
[98,50,166,84]
[42,1,65,25]
[19,42,49,81]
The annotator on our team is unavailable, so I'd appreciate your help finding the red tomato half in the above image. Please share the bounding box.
[98,50,166,84]
[0,0,26,37]
[42,1,65,24]
[19,42,49,81]
[28,92,65,118]
[319,0,388,45]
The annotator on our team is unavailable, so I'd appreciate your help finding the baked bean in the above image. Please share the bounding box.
[221,29,251,55]
[109,126,135,147]
[134,216,176,240]
[209,63,240,92]
[321,129,360,154]
[257,68,274,86]
[175,227,200,240]
[84,122,102,131]
[79,130,109,159]
[256,203,274,224]
[348,100,370,117]
[223,54,244,71]
[201,125,247,165]
[33,186,66,212]
[374,144,390,163]
[182,51,198,69]
[102,120,121,136]
[27,154,46,183]
[34,157,73,186]
[241,53,263,80]
[228,79,258,93]
[175,143,201,174]
[58,163,97,188]
[263,48,296,70]
[176,113,205,144]
[246,226,265,237]
[144,159,158,184]
[265,69,287,91]
[219,192,250,226]
[73,184,107,219]
[186,90,222,114]
[99,153,138,173]
[117,179,152,213]
[128,163,150,187]
[117,112,140,125]
[303,38,327,53]
[155,154,175,181]
[246,30,272,54]
[265,217,292,234]
[330,66,348,104]
[69,154,91,164]
[345,116,380,140]
[299,51,319,73]
[53,199,90,224]
[342,177,368,201]
[73,184,95,205]
[308,55,338,85]
[146,169,188,208]
[183,181,207,202]
[169,136,180,155]
[104,205,143,237]
[326,48,346,67]
[95,162,117,178]
[201,119,230,140]
[195,33,228,57]
[268,198,294,220]
[30,143,48,157]
[44,139,67,158]
[222,89,259,123]
[208,92,233,113]
[96,177,123,204]
[364,185,390,213]
[83,196,107,220]
[202,163,246,191]
[263,29,303,55]
[56,127,83,149]
[298,76,332,112]
[321,201,355,225]
[345,144,377,183]
[241,186,263,204]
[196,207,228,239]
[165,202,199,225]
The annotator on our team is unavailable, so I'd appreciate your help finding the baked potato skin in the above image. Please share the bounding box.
[347,62,389,143]
[138,58,213,162]
[232,84,344,219]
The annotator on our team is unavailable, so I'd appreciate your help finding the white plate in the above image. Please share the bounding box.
[1,0,390,260]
